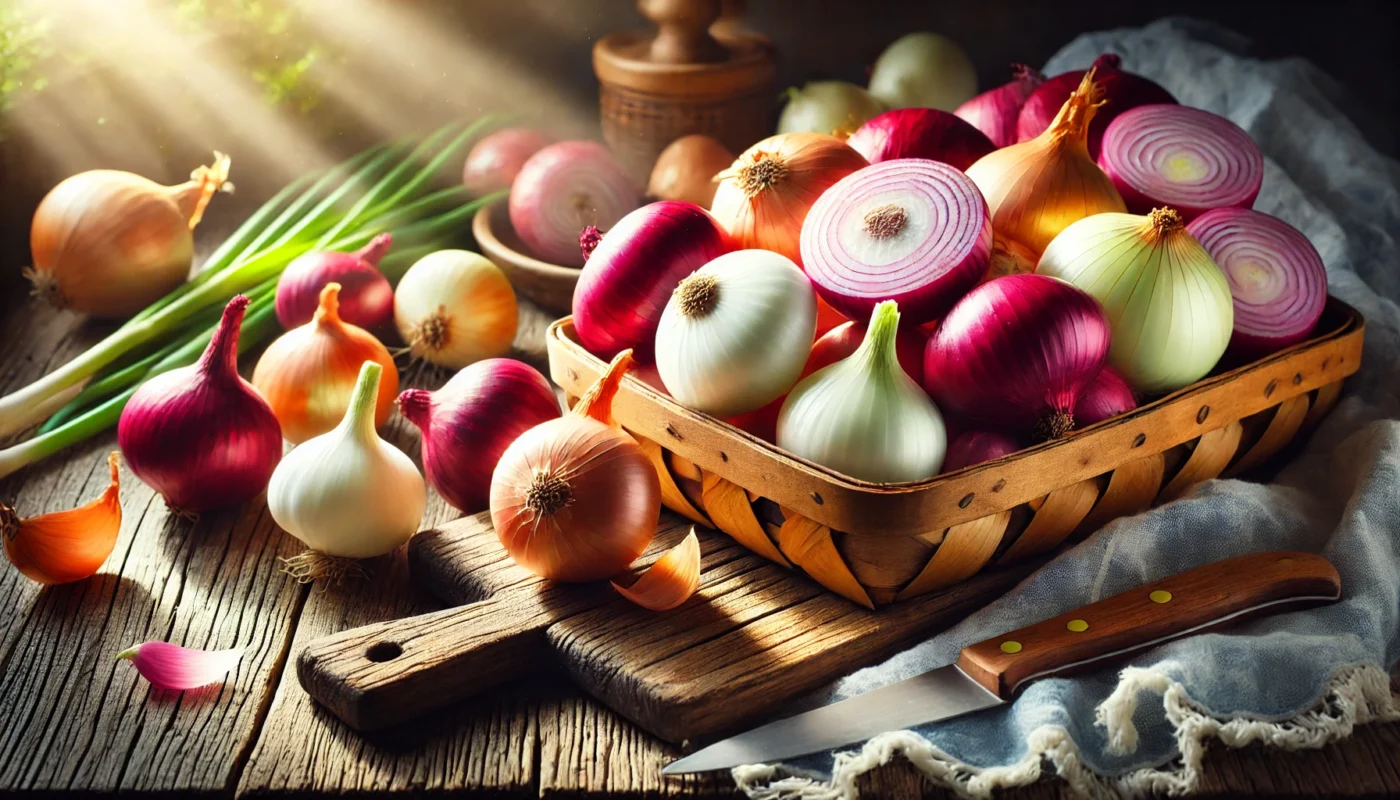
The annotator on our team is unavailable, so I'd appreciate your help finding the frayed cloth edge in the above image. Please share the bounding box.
[731,663,1399,800]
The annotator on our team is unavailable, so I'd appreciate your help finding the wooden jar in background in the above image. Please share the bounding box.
[593,0,776,183]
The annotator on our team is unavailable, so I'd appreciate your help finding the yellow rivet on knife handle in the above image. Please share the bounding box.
[1067,619,1089,632]
[1000,641,1022,654]
[1150,590,1173,604]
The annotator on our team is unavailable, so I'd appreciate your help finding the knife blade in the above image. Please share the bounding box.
[664,550,1340,775]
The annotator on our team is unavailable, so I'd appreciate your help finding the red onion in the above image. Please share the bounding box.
[572,201,733,363]
[941,429,1022,473]
[1187,207,1328,360]
[509,141,642,267]
[462,128,553,194]
[1017,54,1177,159]
[1099,105,1263,221]
[399,359,561,515]
[274,234,394,330]
[1074,367,1137,427]
[954,65,1045,148]
[924,274,1110,439]
[118,296,283,513]
[800,159,992,325]
[845,109,996,171]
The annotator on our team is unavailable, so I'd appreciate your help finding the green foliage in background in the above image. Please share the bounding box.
[0,0,51,116]
[176,0,328,113]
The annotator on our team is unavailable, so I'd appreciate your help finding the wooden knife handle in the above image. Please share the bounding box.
[955,551,1340,699]
[297,596,555,731]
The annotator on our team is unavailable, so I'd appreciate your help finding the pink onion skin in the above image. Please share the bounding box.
[1187,207,1328,361]
[941,429,1022,473]
[274,234,394,330]
[924,274,1110,437]
[572,201,734,363]
[800,159,992,325]
[463,128,553,195]
[509,141,642,267]
[117,641,243,692]
[954,65,1045,148]
[1017,54,1177,159]
[399,359,561,515]
[1099,105,1263,222]
[846,109,995,171]
[1073,367,1137,428]
[118,296,283,513]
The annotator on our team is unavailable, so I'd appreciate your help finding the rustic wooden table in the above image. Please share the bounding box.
[2,291,1397,798]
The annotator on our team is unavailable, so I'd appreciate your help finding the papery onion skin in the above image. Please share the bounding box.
[1017,54,1177,158]
[462,128,554,195]
[275,234,395,330]
[955,65,1045,148]
[647,135,735,208]
[573,202,734,363]
[394,250,519,369]
[655,249,817,418]
[868,32,978,111]
[2,451,122,584]
[612,527,701,611]
[399,359,561,515]
[1074,367,1138,428]
[710,133,868,265]
[1187,207,1328,361]
[1037,208,1233,393]
[489,352,659,583]
[924,274,1110,438]
[777,81,886,136]
[801,158,992,325]
[846,108,995,171]
[509,141,642,266]
[119,296,283,512]
[27,153,231,318]
[1099,105,1263,221]
[254,284,399,444]
[966,70,1126,273]
[941,430,1022,473]
[779,300,946,483]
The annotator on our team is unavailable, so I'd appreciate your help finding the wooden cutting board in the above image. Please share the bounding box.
[297,512,1039,744]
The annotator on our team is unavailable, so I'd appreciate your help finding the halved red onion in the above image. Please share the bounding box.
[846,108,995,171]
[1187,207,1327,360]
[1099,105,1263,221]
[799,159,992,325]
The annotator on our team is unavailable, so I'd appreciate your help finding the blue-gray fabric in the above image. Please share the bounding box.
[764,17,1400,786]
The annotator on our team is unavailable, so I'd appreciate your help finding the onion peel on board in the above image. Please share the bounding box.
[2,451,122,584]
[612,528,701,611]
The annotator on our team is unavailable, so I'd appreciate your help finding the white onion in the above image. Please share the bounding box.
[867,32,977,112]
[777,81,886,136]
[655,250,817,417]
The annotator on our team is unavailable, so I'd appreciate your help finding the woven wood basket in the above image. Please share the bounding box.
[547,298,1365,608]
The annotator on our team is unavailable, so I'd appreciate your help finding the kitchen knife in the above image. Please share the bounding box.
[664,550,1340,775]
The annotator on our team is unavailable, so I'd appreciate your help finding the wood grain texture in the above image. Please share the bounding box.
[956,552,1342,698]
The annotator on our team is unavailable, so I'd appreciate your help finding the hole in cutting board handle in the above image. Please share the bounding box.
[365,642,403,662]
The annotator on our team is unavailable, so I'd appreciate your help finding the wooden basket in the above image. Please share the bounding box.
[546,298,1365,608]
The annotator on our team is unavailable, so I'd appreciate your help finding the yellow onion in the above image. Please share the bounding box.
[647,134,735,208]
[394,250,518,369]
[253,283,399,444]
[1037,208,1234,393]
[489,350,659,583]
[710,133,867,265]
[965,71,1125,276]
[26,153,232,318]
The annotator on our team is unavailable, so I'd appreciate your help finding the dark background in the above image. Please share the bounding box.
[2,0,1396,298]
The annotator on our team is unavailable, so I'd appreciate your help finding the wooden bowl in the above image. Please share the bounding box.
[472,205,579,314]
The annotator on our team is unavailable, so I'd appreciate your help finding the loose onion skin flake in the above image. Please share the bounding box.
[846,108,995,171]
[1187,207,1328,360]
[1099,105,1263,221]
[800,159,991,325]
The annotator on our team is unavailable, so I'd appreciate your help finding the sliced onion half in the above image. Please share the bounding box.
[1099,105,1263,222]
[799,159,992,325]
[1187,207,1328,360]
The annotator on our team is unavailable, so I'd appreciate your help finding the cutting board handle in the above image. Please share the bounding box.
[298,596,556,731]
[956,551,1341,699]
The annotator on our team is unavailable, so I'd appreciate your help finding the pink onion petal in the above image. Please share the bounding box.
[117,641,243,691]
[800,159,992,326]
[1187,207,1327,360]
[1099,105,1263,221]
